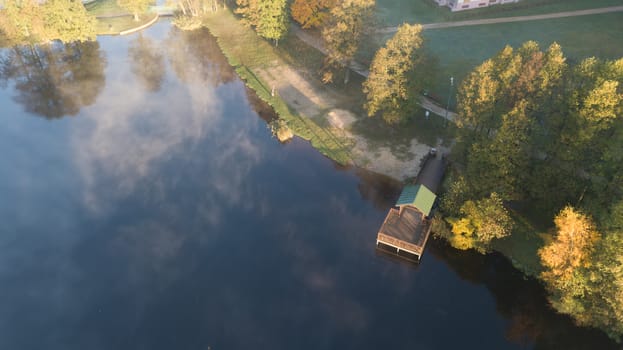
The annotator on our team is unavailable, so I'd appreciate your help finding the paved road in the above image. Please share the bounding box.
[292,25,457,122]
[377,5,623,33]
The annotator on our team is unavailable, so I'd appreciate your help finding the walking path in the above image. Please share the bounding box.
[292,25,458,121]
[377,5,623,33]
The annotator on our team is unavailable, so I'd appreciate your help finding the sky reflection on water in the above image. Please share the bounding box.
[0,21,619,350]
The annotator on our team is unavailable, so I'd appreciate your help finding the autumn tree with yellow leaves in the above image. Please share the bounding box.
[290,0,336,29]
[539,207,600,295]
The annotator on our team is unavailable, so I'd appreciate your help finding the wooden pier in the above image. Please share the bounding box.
[376,205,433,262]
[376,151,445,262]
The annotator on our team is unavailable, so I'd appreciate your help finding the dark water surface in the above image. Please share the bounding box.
[0,21,618,350]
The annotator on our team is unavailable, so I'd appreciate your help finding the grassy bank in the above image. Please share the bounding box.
[195,10,550,279]
[199,10,354,165]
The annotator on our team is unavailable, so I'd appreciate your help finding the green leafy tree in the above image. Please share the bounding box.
[42,0,96,43]
[456,59,499,133]
[117,0,152,21]
[290,0,335,29]
[363,23,424,124]
[445,40,623,341]
[257,0,288,46]
[448,193,513,252]
[321,0,374,84]
[586,232,623,341]
[0,0,95,45]
[465,101,532,200]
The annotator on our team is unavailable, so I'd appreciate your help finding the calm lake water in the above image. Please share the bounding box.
[0,21,618,350]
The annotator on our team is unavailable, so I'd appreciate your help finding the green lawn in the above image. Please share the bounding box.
[369,11,623,106]
[85,0,157,35]
[84,0,129,17]
[491,210,546,276]
[376,0,623,26]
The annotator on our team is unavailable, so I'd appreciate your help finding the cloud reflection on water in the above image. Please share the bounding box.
[72,28,262,217]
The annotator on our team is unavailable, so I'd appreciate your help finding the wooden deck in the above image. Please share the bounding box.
[376,205,433,262]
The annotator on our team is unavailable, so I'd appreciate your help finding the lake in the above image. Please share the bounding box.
[0,20,618,350]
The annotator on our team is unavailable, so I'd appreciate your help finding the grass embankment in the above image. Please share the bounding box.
[200,10,354,165]
[86,0,157,35]
[490,211,545,276]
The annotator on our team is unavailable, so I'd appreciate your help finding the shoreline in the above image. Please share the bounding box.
[189,10,553,289]
[196,10,442,182]
[192,11,546,275]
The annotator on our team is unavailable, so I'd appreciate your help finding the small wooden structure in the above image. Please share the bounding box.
[376,151,446,262]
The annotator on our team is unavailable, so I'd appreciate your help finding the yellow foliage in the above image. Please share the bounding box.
[539,206,600,289]
[450,217,474,236]
[450,234,475,251]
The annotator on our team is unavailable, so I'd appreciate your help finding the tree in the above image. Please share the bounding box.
[321,0,374,84]
[465,101,532,200]
[539,207,600,297]
[177,0,222,17]
[0,0,46,45]
[448,193,513,252]
[128,34,165,92]
[586,231,623,341]
[363,24,424,124]
[539,207,623,340]
[257,0,288,46]
[0,0,95,45]
[442,40,623,340]
[456,59,499,133]
[117,0,152,21]
[290,0,335,29]
[235,0,260,28]
[42,0,96,43]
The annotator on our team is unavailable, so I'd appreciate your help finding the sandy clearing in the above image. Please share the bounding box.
[257,60,435,181]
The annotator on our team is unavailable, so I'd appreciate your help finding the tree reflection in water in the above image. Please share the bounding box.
[0,41,105,119]
[165,27,235,87]
[128,34,165,93]
[427,239,618,350]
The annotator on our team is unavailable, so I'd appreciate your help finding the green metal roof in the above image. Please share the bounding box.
[395,184,436,216]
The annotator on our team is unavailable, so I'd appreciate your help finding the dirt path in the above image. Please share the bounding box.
[256,57,433,180]
[378,5,623,33]
[292,25,457,122]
